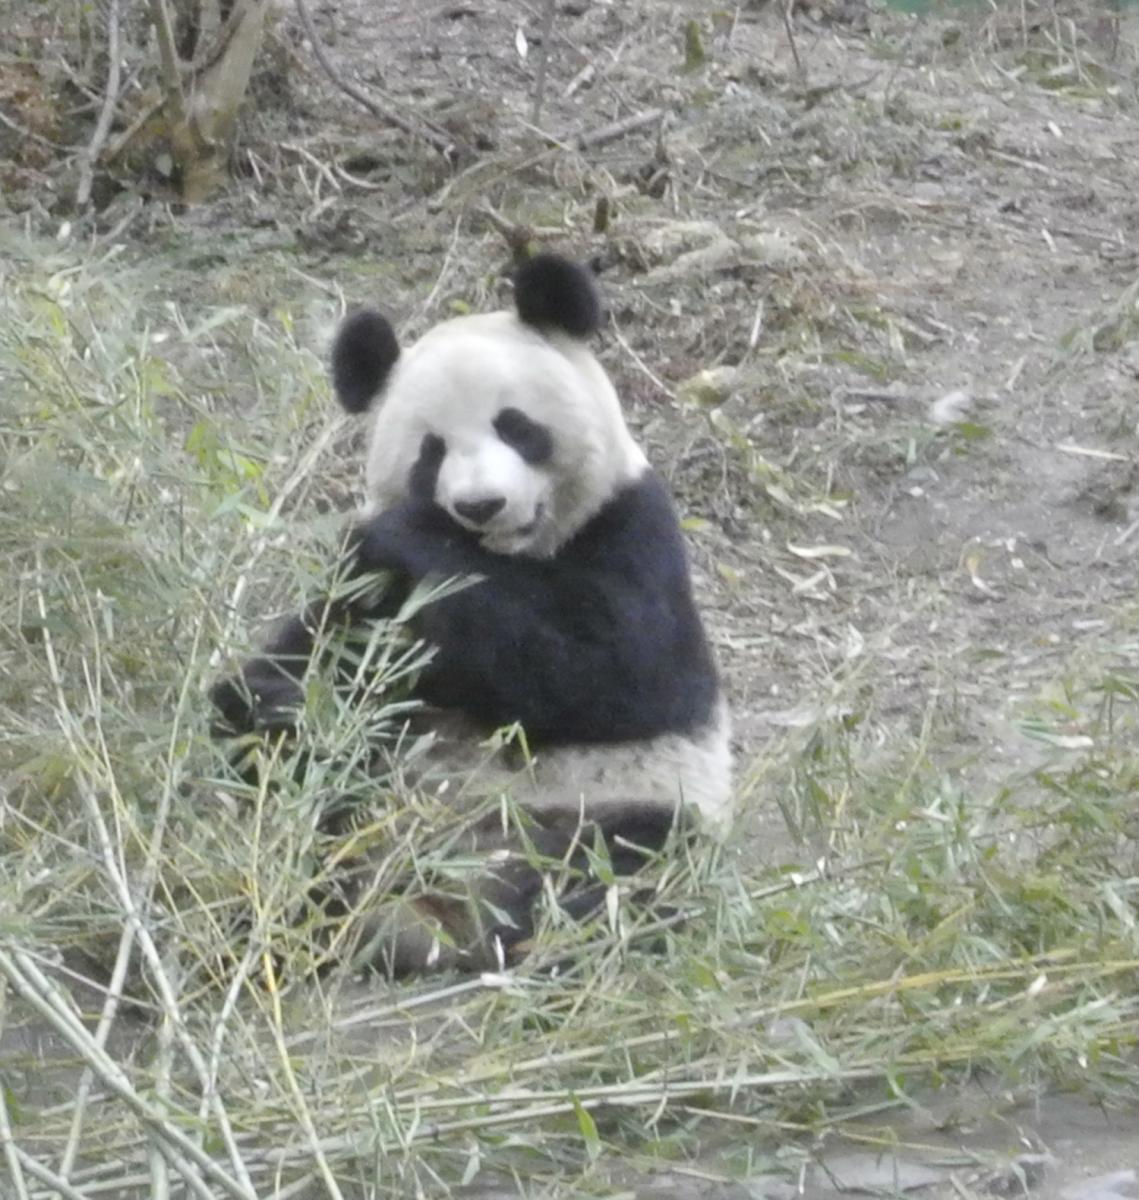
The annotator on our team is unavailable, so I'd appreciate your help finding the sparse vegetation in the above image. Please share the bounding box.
[2,1,1139,1197]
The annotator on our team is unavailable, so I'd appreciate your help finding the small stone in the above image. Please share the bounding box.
[677,366,739,407]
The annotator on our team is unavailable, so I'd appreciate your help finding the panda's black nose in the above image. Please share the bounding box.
[453,497,506,525]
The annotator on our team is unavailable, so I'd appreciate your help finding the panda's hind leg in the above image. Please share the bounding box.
[322,806,684,977]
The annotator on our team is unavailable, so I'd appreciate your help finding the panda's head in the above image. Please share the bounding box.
[330,255,647,558]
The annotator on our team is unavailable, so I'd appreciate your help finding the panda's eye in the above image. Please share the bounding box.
[409,433,446,499]
[493,407,554,465]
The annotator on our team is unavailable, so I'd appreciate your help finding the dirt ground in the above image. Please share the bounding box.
[213,0,1139,834]
[266,2,1139,1192]
[4,0,1139,1194]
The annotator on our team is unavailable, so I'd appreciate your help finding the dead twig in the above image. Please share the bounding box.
[797,70,881,109]
[76,0,122,210]
[0,105,70,152]
[102,96,165,165]
[146,0,188,126]
[293,0,463,160]
[437,99,661,210]
[783,0,804,79]
[282,140,342,196]
[572,107,665,150]
[478,200,566,259]
[609,313,675,402]
[518,0,632,110]
[333,163,385,190]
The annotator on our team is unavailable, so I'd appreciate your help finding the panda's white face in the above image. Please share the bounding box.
[361,312,647,558]
[430,413,550,555]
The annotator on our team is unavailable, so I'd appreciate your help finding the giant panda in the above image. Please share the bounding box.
[211,253,732,976]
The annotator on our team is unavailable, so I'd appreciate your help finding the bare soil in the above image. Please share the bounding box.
[268,1,1139,1189]
[4,0,1139,1193]
[233,0,1139,819]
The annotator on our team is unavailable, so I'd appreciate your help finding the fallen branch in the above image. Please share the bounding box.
[783,0,804,78]
[75,0,122,209]
[570,106,664,150]
[0,104,69,151]
[102,96,165,165]
[477,200,567,260]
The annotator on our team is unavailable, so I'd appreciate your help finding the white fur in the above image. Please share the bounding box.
[526,697,733,836]
[359,307,733,836]
[363,312,647,558]
[408,699,734,837]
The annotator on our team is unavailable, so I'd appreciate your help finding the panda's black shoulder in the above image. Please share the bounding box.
[567,470,689,576]
[513,254,604,339]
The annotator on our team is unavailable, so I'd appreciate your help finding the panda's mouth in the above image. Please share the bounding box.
[476,502,546,552]
[512,504,545,537]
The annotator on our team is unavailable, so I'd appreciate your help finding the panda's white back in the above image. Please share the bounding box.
[409,697,734,838]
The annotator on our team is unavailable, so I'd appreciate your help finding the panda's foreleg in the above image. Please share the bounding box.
[211,610,320,739]
[350,500,678,744]
[210,539,413,744]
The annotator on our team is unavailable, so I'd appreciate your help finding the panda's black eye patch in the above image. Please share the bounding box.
[493,407,554,465]
[409,433,446,499]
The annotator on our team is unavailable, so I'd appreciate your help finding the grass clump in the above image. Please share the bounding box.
[2,232,1138,1198]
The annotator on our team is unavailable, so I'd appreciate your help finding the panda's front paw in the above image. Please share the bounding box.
[353,501,461,578]
[210,662,304,740]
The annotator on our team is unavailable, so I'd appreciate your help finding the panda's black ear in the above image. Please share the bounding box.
[513,253,604,339]
[331,308,400,413]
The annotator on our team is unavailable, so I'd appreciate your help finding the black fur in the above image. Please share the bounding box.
[493,407,554,465]
[209,592,358,741]
[513,254,604,339]
[217,472,717,748]
[323,804,685,977]
[408,433,446,500]
[331,308,400,413]
[211,639,307,738]
[353,472,717,744]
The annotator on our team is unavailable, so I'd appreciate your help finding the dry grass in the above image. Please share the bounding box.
[3,0,1139,1194]
[2,224,1138,1199]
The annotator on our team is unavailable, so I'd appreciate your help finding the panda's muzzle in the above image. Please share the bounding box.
[452,496,506,525]
[467,502,548,555]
